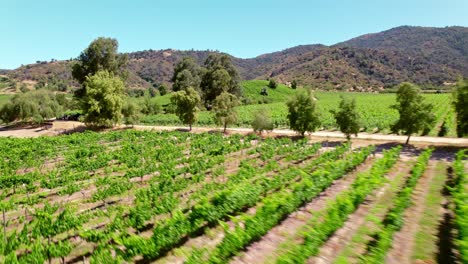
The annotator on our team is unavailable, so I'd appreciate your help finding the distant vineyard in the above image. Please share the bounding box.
[0,130,465,263]
[142,92,456,137]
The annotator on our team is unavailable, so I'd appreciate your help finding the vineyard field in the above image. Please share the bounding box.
[0,130,465,263]
[141,92,456,137]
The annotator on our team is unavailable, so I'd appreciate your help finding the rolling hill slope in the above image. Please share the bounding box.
[4,26,468,91]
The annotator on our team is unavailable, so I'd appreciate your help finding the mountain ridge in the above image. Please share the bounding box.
[5,25,468,91]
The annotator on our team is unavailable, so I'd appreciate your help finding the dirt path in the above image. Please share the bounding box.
[308,158,413,264]
[385,160,438,264]
[1,122,467,146]
[229,154,378,264]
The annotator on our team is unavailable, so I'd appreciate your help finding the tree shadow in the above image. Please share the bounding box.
[0,122,53,132]
[435,166,457,264]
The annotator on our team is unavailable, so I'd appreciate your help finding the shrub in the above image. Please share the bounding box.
[268,79,277,89]
[251,109,274,134]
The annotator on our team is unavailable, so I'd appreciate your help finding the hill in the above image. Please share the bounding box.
[337,26,468,78]
[4,26,468,91]
[241,80,300,103]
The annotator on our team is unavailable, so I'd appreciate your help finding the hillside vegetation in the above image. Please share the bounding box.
[4,26,467,91]
[241,80,300,103]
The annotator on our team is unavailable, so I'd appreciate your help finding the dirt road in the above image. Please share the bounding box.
[1,121,467,146]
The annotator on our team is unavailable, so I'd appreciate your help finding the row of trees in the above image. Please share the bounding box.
[71,38,243,129]
[287,82,435,144]
[0,90,71,124]
[171,55,242,106]
[1,36,467,141]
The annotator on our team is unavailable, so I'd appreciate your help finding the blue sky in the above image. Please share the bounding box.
[1,0,467,69]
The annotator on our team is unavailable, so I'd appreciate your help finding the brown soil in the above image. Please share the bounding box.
[308,159,413,264]
[1,122,467,147]
[230,154,378,264]
[386,160,438,264]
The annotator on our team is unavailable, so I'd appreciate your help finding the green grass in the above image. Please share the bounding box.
[241,80,301,103]
[411,162,447,262]
[152,93,172,105]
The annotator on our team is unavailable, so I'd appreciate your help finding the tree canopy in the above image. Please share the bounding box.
[122,99,141,126]
[200,54,241,104]
[72,37,128,97]
[391,82,435,144]
[453,80,468,137]
[286,90,320,136]
[171,57,203,92]
[0,90,64,124]
[213,92,239,133]
[332,96,360,142]
[251,108,274,134]
[81,70,125,127]
[268,79,277,89]
[170,87,201,131]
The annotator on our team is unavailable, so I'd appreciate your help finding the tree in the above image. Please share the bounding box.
[200,54,241,104]
[173,70,196,92]
[72,37,127,97]
[122,99,141,127]
[286,90,320,136]
[172,57,202,92]
[331,96,360,142]
[0,90,64,124]
[213,92,239,133]
[170,87,201,131]
[391,82,435,144]
[141,93,162,115]
[158,84,168,96]
[291,80,298,89]
[81,71,125,127]
[268,79,277,89]
[251,109,274,134]
[203,69,231,105]
[453,80,468,137]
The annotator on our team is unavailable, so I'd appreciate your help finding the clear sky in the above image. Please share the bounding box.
[1,0,468,69]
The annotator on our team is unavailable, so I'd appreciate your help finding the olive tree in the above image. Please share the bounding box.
[172,57,203,92]
[0,90,64,124]
[391,82,435,144]
[72,37,127,97]
[81,70,125,127]
[171,87,201,131]
[213,92,239,133]
[251,109,274,134]
[287,90,320,136]
[331,96,360,142]
[200,54,241,104]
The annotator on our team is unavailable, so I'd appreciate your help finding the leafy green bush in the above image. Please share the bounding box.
[0,89,64,124]
[268,79,278,89]
[251,109,274,133]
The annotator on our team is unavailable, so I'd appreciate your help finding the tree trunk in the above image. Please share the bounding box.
[189,123,192,131]
[223,123,227,133]
[2,208,6,243]
[406,134,411,144]
[48,235,52,264]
